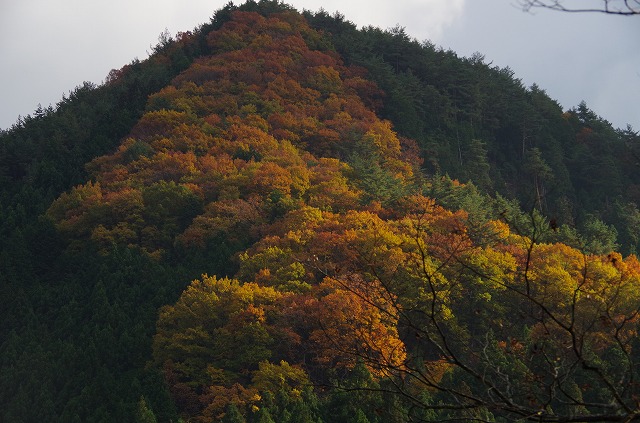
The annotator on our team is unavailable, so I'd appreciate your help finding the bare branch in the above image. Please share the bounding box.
[518,0,640,15]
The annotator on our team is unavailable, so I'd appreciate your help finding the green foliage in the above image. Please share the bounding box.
[463,138,492,191]
[153,275,281,389]
[136,396,158,423]
[613,200,640,254]
[252,361,310,396]
[323,361,383,423]
[142,181,203,234]
[348,137,409,206]
[578,215,619,254]
[223,403,247,423]
[307,11,636,252]
[258,387,323,423]
[3,3,640,423]
[123,140,155,163]
[254,408,276,423]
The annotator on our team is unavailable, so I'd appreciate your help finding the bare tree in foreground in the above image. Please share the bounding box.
[519,0,640,15]
[310,204,640,422]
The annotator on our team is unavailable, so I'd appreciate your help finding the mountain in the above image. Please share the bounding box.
[2,1,640,422]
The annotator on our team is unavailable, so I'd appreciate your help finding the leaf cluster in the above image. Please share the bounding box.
[3,2,640,423]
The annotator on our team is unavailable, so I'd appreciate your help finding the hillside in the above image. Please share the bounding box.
[2,1,640,422]
[303,10,640,255]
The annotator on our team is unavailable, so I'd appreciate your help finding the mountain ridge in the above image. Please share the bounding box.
[2,2,640,422]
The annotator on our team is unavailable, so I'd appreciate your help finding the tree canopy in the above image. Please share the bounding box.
[2,1,640,422]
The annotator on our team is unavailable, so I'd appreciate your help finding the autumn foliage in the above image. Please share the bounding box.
[46,10,414,260]
[41,8,640,423]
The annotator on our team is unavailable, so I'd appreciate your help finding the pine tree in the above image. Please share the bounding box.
[136,396,158,423]
[222,404,246,423]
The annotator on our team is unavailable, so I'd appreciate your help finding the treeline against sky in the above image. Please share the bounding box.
[1,1,640,422]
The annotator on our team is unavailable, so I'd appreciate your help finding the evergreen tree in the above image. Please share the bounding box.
[136,397,158,423]
[222,404,246,423]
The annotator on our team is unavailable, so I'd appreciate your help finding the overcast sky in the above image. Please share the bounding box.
[1,0,638,131]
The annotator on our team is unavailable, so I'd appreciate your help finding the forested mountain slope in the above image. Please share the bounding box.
[304,10,640,254]
[1,1,640,422]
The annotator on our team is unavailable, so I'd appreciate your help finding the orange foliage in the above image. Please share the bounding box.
[308,277,406,375]
[48,10,423,260]
[199,384,259,423]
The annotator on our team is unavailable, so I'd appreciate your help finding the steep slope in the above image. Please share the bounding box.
[2,2,640,422]
[1,6,418,422]
[46,9,418,260]
[136,11,640,423]
[304,11,640,253]
[43,7,640,423]
[0,8,232,423]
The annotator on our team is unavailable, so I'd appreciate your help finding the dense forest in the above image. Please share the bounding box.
[2,1,640,422]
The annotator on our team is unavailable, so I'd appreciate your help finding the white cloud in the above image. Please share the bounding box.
[294,0,465,40]
[0,0,219,129]
[1,0,637,130]
[0,0,467,129]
